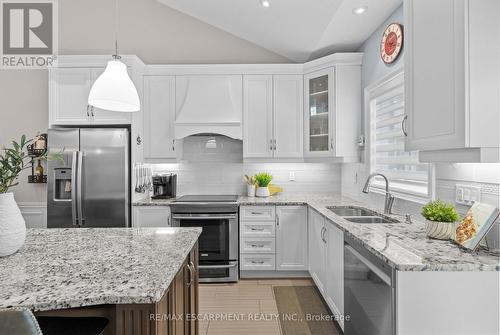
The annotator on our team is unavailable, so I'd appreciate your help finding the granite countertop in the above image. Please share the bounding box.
[0,227,201,312]
[133,194,500,271]
[133,198,175,206]
[239,194,500,272]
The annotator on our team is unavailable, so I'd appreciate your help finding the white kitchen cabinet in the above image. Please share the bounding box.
[132,206,171,228]
[273,75,303,158]
[325,223,344,318]
[243,75,303,159]
[304,66,361,161]
[276,206,308,271]
[49,67,132,126]
[308,208,326,293]
[405,0,500,162]
[243,75,274,158]
[143,76,176,160]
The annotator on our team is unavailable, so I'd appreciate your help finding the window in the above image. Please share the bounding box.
[368,71,432,201]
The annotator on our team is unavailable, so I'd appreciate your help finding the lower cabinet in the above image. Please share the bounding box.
[173,244,198,335]
[240,205,307,274]
[308,209,344,329]
[132,206,171,228]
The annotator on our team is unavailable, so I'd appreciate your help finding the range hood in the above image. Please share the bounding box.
[174,75,243,139]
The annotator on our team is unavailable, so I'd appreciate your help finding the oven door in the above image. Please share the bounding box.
[171,213,238,262]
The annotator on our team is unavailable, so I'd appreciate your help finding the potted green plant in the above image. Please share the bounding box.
[254,172,273,197]
[0,135,61,257]
[421,200,460,240]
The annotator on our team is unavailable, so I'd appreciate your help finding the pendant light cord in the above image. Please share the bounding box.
[113,0,121,59]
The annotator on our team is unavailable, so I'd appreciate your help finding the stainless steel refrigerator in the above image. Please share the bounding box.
[47,128,130,228]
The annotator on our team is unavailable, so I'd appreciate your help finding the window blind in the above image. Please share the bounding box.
[371,83,430,198]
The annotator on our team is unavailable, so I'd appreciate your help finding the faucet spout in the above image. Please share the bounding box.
[362,173,394,214]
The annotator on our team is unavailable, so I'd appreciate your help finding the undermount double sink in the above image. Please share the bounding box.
[327,206,399,224]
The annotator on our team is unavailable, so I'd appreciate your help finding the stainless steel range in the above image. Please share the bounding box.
[170,195,239,283]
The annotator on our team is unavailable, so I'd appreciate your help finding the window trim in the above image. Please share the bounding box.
[364,69,435,203]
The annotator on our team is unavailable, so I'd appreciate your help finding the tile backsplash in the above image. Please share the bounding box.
[145,135,341,196]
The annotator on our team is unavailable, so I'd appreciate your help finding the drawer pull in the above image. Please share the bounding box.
[250,211,264,215]
[250,260,265,264]
[251,244,265,248]
[250,227,265,231]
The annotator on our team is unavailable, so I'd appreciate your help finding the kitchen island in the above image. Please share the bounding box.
[0,227,202,335]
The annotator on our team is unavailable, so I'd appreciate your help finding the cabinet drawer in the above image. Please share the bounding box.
[240,206,276,221]
[240,221,276,237]
[240,254,276,271]
[240,237,275,254]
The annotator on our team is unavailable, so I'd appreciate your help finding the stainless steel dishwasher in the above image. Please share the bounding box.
[344,235,395,335]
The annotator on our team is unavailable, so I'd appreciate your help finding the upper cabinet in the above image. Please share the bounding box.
[243,75,303,160]
[405,0,500,162]
[304,65,361,161]
[143,76,176,160]
[49,67,132,126]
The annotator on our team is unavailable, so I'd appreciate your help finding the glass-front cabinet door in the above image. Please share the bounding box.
[304,68,334,156]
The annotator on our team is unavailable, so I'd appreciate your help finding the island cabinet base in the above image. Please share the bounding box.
[35,242,199,335]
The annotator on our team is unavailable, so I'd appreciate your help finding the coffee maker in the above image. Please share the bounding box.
[152,173,177,199]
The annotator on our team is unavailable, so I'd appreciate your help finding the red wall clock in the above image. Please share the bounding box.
[380,23,403,64]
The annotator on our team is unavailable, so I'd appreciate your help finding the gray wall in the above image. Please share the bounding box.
[341,5,500,247]
[0,0,289,203]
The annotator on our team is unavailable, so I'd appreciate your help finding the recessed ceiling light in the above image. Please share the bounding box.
[260,0,270,8]
[352,6,367,15]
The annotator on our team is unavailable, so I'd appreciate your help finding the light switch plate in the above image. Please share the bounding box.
[456,184,481,205]
[289,171,295,181]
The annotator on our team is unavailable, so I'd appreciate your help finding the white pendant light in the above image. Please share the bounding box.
[88,0,140,112]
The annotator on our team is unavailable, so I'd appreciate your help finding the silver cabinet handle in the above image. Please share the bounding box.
[273,139,277,151]
[167,215,171,226]
[86,105,90,118]
[330,139,334,150]
[186,263,193,287]
[251,260,265,264]
[250,211,264,215]
[251,244,265,248]
[250,227,265,231]
[270,139,273,151]
[276,213,280,227]
[402,115,408,136]
[172,139,175,151]
[90,106,94,118]
[189,261,195,286]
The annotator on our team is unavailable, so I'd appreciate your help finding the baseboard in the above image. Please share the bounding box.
[240,270,310,278]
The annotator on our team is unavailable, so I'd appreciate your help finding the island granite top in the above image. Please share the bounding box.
[0,227,201,312]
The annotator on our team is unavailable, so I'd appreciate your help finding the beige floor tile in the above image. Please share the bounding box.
[200,298,260,314]
[207,320,281,335]
[215,285,275,300]
[289,278,314,286]
[260,299,279,314]
[258,279,293,286]
[199,320,209,335]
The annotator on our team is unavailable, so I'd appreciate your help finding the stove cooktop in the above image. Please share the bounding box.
[174,195,238,203]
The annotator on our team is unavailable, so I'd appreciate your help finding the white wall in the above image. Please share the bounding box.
[0,0,289,203]
[341,5,500,248]
[137,135,341,197]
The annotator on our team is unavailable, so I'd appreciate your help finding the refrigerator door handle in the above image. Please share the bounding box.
[71,151,78,226]
[77,151,84,226]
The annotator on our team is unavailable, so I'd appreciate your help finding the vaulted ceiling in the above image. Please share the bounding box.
[156,0,402,62]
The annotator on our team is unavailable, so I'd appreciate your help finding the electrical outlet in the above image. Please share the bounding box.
[289,171,295,181]
[456,184,481,205]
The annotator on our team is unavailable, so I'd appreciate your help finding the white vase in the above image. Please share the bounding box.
[255,186,270,198]
[425,220,455,240]
[0,193,26,257]
[247,184,256,197]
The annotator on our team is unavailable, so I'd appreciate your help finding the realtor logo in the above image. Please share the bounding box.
[1,0,57,68]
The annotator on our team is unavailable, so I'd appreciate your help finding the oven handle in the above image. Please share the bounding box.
[198,263,238,269]
[171,214,237,220]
